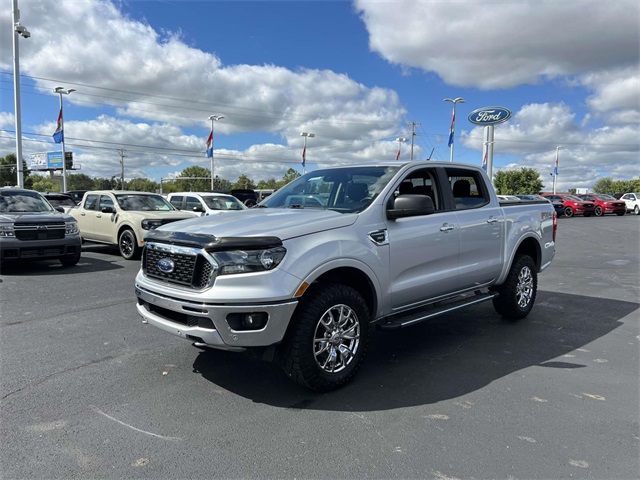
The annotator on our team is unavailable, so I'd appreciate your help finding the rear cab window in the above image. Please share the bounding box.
[169,196,184,209]
[185,196,203,211]
[446,168,490,210]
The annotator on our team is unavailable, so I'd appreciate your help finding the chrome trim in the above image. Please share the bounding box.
[143,242,218,290]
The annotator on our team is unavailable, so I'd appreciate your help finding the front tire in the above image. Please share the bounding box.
[492,255,537,320]
[635,205,639,216]
[118,229,141,260]
[594,206,603,216]
[564,207,574,218]
[280,283,369,391]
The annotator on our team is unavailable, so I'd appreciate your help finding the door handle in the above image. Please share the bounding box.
[80,212,86,216]
[486,217,499,224]
[440,224,455,232]
[96,215,102,218]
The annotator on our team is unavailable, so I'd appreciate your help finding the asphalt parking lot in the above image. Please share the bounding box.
[1,215,638,479]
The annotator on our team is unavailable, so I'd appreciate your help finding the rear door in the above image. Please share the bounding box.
[386,167,460,309]
[445,167,503,289]
[168,195,184,210]
[76,194,100,240]
[185,195,205,215]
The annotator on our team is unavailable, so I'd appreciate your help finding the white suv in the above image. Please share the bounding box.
[167,192,247,216]
[620,193,640,215]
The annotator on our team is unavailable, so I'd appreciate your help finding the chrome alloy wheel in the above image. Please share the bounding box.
[313,304,360,374]
[516,266,534,308]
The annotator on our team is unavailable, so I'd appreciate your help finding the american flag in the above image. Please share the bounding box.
[52,109,64,144]
[206,130,213,158]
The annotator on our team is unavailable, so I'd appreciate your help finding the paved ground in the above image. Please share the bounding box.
[1,215,638,479]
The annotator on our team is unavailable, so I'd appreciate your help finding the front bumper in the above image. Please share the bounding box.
[0,236,81,261]
[135,284,298,349]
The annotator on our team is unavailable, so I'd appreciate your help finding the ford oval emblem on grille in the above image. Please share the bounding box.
[156,258,175,273]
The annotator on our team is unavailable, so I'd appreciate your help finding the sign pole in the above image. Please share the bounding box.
[58,92,68,192]
[486,125,495,180]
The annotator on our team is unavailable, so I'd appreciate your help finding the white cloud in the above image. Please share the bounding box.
[581,67,640,124]
[356,0,640,89]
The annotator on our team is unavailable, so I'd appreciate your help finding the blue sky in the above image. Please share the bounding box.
[1,0,638,189]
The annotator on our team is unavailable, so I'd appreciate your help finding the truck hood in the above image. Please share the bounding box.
[0,211,74,223]
[156,208,357,240]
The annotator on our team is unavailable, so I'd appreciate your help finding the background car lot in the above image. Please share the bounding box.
[1,217,638,479]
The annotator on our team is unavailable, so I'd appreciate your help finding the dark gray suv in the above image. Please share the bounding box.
[0,188,82,266]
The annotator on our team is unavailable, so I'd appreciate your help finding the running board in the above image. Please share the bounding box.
[379,292,497,330]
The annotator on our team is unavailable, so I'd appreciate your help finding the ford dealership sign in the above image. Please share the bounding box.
[468,106,512,126]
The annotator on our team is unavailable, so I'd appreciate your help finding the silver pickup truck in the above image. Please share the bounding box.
[135,162,556,390]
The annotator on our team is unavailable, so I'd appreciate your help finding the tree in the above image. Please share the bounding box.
[31,176,60,192]
[494,168,543,195]
[592,177,616,194]
[174,166,212,192]
[127,178,160,192]
[593,177,640,195]
[67,173,95,190]
[276,168,301,189]
[0,153,31,188]
[231,174,256,190]
[257,178,278,189]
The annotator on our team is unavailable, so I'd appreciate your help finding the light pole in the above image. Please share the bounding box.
[12,0,30,188]
[443,97,465,162]
[207,115,224,191]
[300,132,315,174]
[395,137,406,160]
[54,87,75,192]
[552,145,563,194]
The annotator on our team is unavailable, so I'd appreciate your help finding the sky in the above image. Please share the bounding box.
[0,0,638,190]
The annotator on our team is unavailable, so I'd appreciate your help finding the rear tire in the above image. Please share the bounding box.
[564,207,574,218]
[118,229,141,260]
[59,250,81,267]
[492,255,537,320]
[635,205,639,215]
[280,283,369,391]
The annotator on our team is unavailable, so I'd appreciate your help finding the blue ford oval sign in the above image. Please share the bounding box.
[468,106,512,126]
[156,258,175,274]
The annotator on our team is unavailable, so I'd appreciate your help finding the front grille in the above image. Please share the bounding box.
[143,244,214,289]
[14,222,65,241]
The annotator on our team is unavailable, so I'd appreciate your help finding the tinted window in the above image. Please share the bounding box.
[99,195,115,211]
[46,196,76,207]
[203,195,245,210]
[0,191,53,213]
[169,195,184,209]
[185,196,202,211]
[84,194,99,211]
[446,168,489,210]
[115,194,174,211]
[392,168,441,211]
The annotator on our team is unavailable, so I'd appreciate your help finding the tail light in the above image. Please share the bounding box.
[552,212,558,242]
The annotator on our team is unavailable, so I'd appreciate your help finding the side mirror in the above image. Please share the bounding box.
[192,205,204,213]
[55,206,65,213]
[387,194,435,220]
[101,206,115,214]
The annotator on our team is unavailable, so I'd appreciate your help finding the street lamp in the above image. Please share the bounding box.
[395,137,407,160]
[300,132,315,174]
[54,87,75,192]
[552,145,563,194]
[12,0,31,188]
[207,114,224,191]
[443,97,465,163]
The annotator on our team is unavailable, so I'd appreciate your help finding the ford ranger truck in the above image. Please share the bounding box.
[135,162,556,391]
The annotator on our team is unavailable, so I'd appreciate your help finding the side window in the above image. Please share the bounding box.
[84,194,99,211]
[446,168,490,210]
[169,195,184,209]
[391,168,441,211]
[99,195,114,211]
[185,196,203,211]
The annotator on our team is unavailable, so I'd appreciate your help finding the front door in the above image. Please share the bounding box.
[76,194,100,241]
[387,167,460,310]
[94,195,117,242]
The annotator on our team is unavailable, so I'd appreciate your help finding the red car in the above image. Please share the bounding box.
[577,194,626,216]
[542,194,596,217]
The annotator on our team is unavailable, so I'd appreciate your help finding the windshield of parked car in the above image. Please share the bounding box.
[260,166,401,213]
[203,195,245,210]
[596,194,616,200]
[115,194,175,211]
[0,190,54,213]
[565,195,585,202]
[47,196,77,207]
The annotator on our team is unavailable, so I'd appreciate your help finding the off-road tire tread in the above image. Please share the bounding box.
[280,283,369,392]
[492,255,537,321]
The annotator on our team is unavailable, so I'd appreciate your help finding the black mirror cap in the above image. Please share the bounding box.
[387,194,435,220]
[55,206,65,213]
[101,206,115,214]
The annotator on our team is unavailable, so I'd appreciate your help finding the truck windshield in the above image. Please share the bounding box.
[115,194,175,211]
[260,166,400,213]
[0,191,54,213]
[203,196,245,210]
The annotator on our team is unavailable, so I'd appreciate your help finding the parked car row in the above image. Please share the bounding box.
[498,192,637,217]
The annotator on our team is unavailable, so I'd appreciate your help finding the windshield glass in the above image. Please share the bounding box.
[203,195,245,210]
[260,166,400,213]
[47,197,76,207]
[565,195,585,202]
[597,194,616,200]
[115,194,175,211]
[0,191,54,213]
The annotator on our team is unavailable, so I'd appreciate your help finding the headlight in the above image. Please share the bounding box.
[141,219,164,230]
[0,222,15,237]
[209,247,286,276]
[65,221,79,235]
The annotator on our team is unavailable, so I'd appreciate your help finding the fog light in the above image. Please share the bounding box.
[226,312,268,331]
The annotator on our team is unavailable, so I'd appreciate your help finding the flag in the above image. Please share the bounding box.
[554,166,558,175]
[447,107,455,147]
[482,149,488,171]
[52,108,64,144]
[206,130,213,158]
[301,145,306,168]
[395,145,401,161]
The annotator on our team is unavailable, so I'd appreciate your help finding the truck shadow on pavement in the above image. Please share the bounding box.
[192,290,638,411]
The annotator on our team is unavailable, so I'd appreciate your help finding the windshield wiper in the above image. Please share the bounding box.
[288,204,304,209]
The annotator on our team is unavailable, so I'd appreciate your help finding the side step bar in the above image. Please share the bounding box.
[379,292,497,330]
